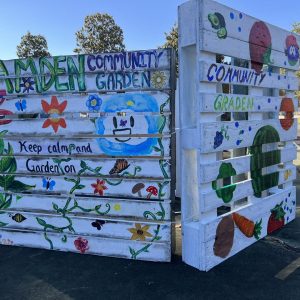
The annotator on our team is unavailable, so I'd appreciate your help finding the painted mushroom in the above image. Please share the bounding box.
[132,183,145,197]
[146,186,158,199]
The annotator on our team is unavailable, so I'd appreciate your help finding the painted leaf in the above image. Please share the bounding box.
[36,217,47,227]
[7,180,35,192]
[0,221,8,227]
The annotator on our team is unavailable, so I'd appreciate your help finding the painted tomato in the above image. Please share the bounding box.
[280,97,294,131]
[0,109,13,125]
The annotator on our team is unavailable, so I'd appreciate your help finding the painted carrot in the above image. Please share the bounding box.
[232,213,262,240]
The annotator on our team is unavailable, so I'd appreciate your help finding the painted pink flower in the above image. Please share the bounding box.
[74,237,89,254]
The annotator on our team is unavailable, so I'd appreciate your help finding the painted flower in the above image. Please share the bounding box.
[91,179,107,196]
[20,77,35,93]
[128,223,153,241]
[151,71,167,89]
[86,94,102,112]
[213,131,224,149]
[114,204,121,211]
[41,96,67,133]
[74,237,89,254]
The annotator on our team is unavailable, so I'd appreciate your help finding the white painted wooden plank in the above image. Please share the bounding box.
[0,174,170,199]
[0,115,170,136]
[201,165,296,213]
[0,91,171,115]
[0,70,171,96]
[200,29,300,71]
[0,156,171,178]
[199,145,296,183]
[3,137,171,157]
[0,49,171,76]
[200,93,298,113]
[200,0,300,70]
[198,119,297,153]
[0,227,171,262]
[0,211,171,242]
[0,193,171,220]
[203,187,296,270]
[200,61,298,90]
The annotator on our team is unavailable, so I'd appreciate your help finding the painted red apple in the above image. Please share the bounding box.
[249,21,272,74]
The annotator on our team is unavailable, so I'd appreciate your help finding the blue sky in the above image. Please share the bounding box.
[1,0,300,59]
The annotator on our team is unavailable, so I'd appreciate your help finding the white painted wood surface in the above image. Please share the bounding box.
[179,0,298,271]
[0,48,175,262]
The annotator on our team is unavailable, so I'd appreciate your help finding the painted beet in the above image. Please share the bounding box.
[249,21,272,73]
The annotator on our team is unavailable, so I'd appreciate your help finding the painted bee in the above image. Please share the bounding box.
[11,213,26,223]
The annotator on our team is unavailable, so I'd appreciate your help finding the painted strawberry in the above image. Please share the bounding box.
[267,202,285,234]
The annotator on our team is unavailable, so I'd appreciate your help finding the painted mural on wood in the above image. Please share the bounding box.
[0,49,171,96]
[179,0,298,271]
[0,48,174,262]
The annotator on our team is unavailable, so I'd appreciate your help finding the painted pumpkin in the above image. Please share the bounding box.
[250,125,280,197]
[280,97,294,131]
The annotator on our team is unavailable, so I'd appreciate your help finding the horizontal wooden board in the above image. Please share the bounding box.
[200,0,300,70]
[0,193,171,220]
[0,174,170,199]
[200,61,298,90]
[200,93,298,113]
[0,115,170,136]
[200,165,295,213]
[1,49,171,76]
[0,156,171,179]
[199,145,296,183]
[2,137,171,157]
[200,29,300,71]
[198,119,297,153]
[0,70,171,96]
[0,227,171,262]
[0,91,171,115]
[0,210,171,242]
[202,187,296,270]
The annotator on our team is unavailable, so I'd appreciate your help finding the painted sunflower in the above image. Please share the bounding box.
[151,71,167,89]
[128,223,153,241]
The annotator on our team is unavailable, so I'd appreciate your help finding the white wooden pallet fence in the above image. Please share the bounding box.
[0,49,176,262]
[179,0,298,270]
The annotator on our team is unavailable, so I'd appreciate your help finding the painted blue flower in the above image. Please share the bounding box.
[15,99,27,111]
[20,77,35,93]
[213,131,224,149]
[86,94,102,112]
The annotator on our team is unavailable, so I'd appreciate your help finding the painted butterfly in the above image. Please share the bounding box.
[91,220,105,230]
[15,99,27,111]
[42,177,56,191]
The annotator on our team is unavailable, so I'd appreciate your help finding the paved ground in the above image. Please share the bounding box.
[1,157,300,300]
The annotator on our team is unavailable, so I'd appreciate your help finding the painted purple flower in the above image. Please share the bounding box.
[214,131,224,149]
[20,77,35,93]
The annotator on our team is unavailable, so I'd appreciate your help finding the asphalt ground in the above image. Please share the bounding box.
[0,157,300,300]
